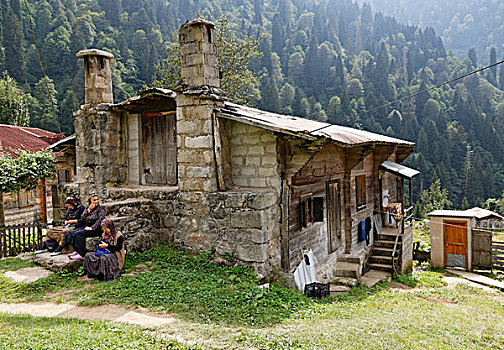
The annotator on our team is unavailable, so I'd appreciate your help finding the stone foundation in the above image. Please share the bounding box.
[55,184,281,275]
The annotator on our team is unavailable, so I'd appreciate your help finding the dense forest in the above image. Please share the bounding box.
[1,0,504,213]
[355,0,504,62]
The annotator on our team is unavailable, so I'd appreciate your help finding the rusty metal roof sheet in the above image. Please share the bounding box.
[113,88,176,107]
[217,102,415,147]
[465,207,503,220]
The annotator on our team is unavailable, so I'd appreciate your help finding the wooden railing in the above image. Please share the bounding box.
[492,242,504,271]
[0,222,43,258]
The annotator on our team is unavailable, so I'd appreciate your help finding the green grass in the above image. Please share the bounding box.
[0,313,197,349]
[0,245,311,326]
[77,245,311,326]
[393,269,447,288]
[233,285,504,349]
[0,257,35,272]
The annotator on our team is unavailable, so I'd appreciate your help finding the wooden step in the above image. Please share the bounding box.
[378,232,402,241]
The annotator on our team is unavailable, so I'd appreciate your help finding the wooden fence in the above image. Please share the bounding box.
[0,222,43,258]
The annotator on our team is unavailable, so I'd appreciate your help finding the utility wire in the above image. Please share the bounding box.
[332,59,504,126]
[23,0,61,134]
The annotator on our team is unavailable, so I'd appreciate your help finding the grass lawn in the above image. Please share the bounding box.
[1,245,504,349]
[0,313,197,349]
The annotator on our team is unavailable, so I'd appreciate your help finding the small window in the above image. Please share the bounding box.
[300,196,312,228]
[356,175,366,209]
[313,197,324,222]
[300,195,324,227]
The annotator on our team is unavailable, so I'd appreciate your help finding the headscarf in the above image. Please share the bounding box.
[101,218,118,245]
[65,196,81,207]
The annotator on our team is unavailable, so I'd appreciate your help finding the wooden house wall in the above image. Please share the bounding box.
[288,143,346,269]
[349,154,375,252]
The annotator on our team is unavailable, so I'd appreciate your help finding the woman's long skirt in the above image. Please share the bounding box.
[83,252,120,280]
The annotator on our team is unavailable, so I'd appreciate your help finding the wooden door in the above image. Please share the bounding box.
[142,114,177,185]
[472,229,492,268]
[444,220,468,269]
[327,182,340,253]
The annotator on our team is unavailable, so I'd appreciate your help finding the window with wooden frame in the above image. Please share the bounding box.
[356,175,366,209]
[300,194,324,227]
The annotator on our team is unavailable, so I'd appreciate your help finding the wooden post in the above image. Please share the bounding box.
[0,192,4,227]
[39,178,47,226]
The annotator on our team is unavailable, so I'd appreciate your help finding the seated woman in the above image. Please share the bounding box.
[66,193,105,260]
[35,196,85,256]
[83,219,125,281]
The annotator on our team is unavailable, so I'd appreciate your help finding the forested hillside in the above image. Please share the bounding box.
[355,0,504,62]
[2,0,504,211]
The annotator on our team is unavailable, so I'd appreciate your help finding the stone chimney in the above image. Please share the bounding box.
[176,19,224,193]
[76,49,114,105]
[178,19,220,89]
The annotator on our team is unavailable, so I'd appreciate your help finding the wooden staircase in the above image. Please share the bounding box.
[368,226,401,273]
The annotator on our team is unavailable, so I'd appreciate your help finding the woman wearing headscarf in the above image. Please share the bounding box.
[83,219,125,281]
[66,193,105,260]
[35,196,85,256]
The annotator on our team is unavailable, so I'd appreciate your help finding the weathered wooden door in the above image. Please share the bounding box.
[444,221,467,269]
[327,181,340,253]
[142,114,177,185]
[472,229,492,268]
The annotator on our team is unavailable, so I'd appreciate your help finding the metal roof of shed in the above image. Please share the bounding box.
[380,160,420,179]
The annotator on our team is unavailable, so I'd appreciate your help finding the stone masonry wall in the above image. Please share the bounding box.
[228,121,280,189]
[74,105,127,196]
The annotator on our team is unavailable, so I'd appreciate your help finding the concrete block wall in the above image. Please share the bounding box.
[228,122,281,189]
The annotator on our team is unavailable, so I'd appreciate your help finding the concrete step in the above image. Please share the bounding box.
[367,262,394,273]
[372,247,394,256]
[338,253,362,264]
[330,277,359,287]
[334,262,360,278]
[369,255,393,265]
[330,284,352,295]
[360,270,391,288]
[378,232,402,241]
[374,240,401,249]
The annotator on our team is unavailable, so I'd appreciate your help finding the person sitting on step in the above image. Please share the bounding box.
[65,193,105,260]
[35,196,85,256]
[83,218,125,281]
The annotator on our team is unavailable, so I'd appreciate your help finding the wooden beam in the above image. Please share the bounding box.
[142,111,176,118]
[39,178,47,226]
[281,179,290,270]
[212,113,226,191]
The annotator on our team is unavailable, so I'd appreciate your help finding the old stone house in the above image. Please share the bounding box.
[58,19,419,280]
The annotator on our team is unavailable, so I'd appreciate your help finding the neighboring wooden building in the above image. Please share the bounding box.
[0,124,67,225]
[428,208,504,271]
[63,19,419,279]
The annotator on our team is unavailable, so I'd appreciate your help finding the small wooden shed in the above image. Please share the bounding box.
[428,210,476,270]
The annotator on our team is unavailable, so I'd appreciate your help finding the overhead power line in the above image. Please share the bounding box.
[23,0,61,134]
[333,59,504,125]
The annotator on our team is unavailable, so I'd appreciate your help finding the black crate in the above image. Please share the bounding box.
[304,282,330,299]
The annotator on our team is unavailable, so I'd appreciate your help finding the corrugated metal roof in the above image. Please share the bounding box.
[427,210,476,218]
[48,134,76,151]
[0,124,64,157]
[465,207,503,220]
[428,207,503,219]
[380,161,420,179]
[217,102,415,147]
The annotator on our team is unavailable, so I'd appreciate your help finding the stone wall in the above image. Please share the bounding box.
[74,104,127,196]
[228,121,280,189]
